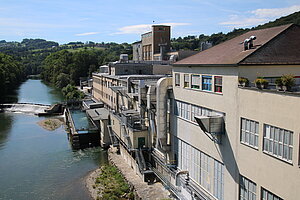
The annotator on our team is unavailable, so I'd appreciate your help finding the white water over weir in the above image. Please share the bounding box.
[0,103,50,115]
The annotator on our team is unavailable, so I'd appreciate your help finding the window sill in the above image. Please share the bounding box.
[240,142,259,151]
[262,151,293,166]
[175,115,199,126]
[184,87,223,96]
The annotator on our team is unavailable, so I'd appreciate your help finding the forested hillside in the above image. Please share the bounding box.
[171,11,300,50]
[0,53,25,97]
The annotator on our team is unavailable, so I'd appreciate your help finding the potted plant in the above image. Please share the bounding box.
[255,78,268,89]
[281,74,295,92]
[238,77,249,87]
[275,77,283,91]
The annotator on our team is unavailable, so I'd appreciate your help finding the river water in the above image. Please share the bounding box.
[0,79,107,200]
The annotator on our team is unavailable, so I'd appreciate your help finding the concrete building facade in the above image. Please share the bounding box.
[170,24,300,200]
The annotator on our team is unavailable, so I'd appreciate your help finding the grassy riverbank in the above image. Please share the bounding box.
[90,165,134,200]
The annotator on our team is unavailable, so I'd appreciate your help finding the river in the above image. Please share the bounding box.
[0,79,107,200]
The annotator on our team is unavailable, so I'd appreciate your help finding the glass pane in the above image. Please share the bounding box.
[255,135,258,147]
[283,145,288,159]
[289,132,293,145]
[251,121,255,133]
[288,147,293,161]
[255,123,259,134]
[278,144,283,157]
[270,127,274,139]
[274,129,279,141]
[265,125,270,138]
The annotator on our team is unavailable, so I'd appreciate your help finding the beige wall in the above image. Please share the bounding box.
[239,65,300,82]
[172,64,300,200]
[238,88,300,200]
[172,66,239,200]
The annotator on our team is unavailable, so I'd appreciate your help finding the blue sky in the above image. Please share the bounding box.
[0,0,299,44]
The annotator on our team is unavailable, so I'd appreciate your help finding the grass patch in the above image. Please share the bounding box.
[95,165,134,200]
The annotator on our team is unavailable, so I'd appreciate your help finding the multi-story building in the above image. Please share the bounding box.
[141,25,171,61]
[169,24,300,200]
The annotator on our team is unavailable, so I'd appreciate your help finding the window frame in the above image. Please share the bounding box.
[175,73,180,87]
[261,187,283,200]
[240,118,259,149]
[202,75,212,91]
[239,175,257,200]
[263,124,293,163]
[214,76,223,93]
[184,74,190,88]
[191,74,201,89]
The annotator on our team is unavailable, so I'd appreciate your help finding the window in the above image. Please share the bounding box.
[176,138,224,200]
[261,188,283,200]
[175,101,190,120]
[184,74,190,88]
[263,124,293,162]
[191,105,202,122]
[214,160,224,200]
[175,73,180,87]
[239,175,256,200]
[214,76,223,93]
[191,75,200,89]
[191,104,213,122]
[202,75,212,91]
[241,118,259,148]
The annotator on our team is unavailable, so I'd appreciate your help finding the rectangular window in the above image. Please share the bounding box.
[175,73,180,87]
[214,160,224,200]
[176,137,224,200]
[214,76,223,93]
[191,75,200,89]
[174,101,190,120]
[239,175,256,200]
[263,124,293,163]
[191,105,202,122]
[202,75,212,91]
[184,74,190,88]
[241,118,259,149]
[261,188,283,200]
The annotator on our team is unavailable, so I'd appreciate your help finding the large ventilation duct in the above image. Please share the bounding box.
[156,77,172,151]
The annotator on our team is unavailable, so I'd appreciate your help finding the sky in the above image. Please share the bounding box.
[0,0,299,44]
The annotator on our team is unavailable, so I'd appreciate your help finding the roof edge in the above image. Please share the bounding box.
[238,23,294,64]
[172,64,238,67]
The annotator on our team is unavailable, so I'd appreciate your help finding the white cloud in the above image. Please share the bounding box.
[113,23,191,35]
[75,32,100,36]
[220,5,300,28]
[220,15,268,27]
[251,5,300,18]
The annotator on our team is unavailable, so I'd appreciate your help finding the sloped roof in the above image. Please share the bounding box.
[174,24,300,66]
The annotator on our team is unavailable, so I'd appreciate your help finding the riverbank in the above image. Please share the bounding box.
[86,147,171,200]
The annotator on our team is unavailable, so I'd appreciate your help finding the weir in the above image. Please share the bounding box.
[0,103,63,116]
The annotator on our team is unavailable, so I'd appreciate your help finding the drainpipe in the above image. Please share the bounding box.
[156,77,172,151]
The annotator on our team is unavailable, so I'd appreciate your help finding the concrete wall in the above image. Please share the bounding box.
[237,88,300,200]
[152,64,172,75]
[172,64,300,200]
[239,65,300,82]
[171,66,239,200]
[132,42,142,61]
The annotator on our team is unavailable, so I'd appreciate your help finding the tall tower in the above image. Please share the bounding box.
[141,25,171,61]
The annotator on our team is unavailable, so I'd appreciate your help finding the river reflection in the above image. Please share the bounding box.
[0,113,13,150]
[0,80,107,200]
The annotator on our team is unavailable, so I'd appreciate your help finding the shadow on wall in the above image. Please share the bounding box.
[215,129,240,185]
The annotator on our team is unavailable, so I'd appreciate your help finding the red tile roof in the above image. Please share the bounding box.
[174,24,300,66]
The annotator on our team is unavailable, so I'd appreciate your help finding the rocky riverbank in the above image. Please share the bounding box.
[86,147,172,200]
